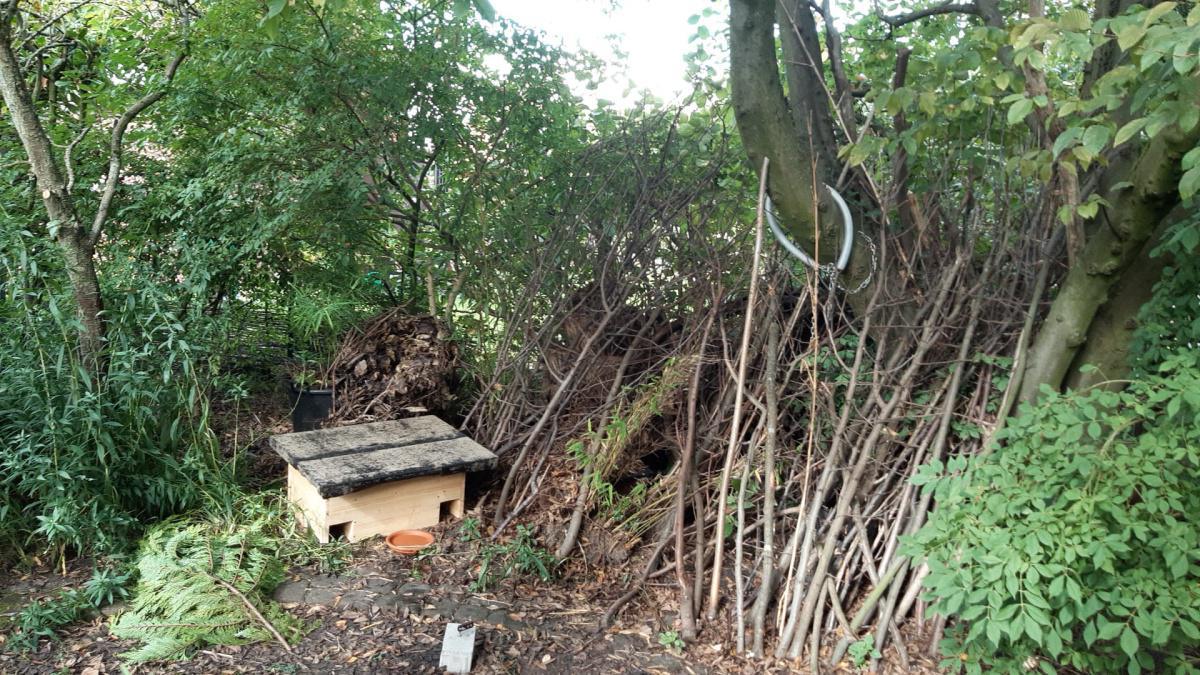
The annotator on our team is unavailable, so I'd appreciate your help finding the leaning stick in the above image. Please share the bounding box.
[674,303,715,641]
[706,156,768,620]
[207,574,293,654]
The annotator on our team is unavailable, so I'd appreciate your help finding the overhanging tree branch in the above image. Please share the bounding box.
[877,1,980,29]
[89,50,187,246]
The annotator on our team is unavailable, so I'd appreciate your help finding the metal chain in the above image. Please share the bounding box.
[819,232,876,294]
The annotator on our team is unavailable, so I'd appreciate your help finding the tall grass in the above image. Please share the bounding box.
[0,229,238,559]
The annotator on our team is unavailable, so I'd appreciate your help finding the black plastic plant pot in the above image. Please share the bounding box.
[289,385,333,432]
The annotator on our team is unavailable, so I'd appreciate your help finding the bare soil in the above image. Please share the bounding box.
[0,524,942,674]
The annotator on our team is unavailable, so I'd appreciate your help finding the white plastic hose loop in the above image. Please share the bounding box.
[764,183,854,272]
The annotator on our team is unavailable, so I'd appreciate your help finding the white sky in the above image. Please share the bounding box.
[490,0,717,106]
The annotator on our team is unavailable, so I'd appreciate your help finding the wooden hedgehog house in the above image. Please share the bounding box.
[269,416,497,543]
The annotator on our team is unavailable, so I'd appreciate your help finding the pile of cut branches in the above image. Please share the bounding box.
[324,310,458,425]
[459,106,1058,667]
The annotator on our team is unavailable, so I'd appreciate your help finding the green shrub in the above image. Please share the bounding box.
[847,634,880,669]
[907,353,1200,675]
[1130,212,1200,376]
[0,230,238,558]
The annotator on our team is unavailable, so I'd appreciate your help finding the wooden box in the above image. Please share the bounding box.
[270,417,497,543]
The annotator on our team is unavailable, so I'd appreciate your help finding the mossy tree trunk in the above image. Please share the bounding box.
[1018,125,1198,402]
[727,0,1189,401]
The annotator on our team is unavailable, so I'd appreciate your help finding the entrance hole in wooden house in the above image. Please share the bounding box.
[328,522,350,541]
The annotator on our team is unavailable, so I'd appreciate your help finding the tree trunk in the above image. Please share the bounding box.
[57,230,105,362]
[1065,214,1174,389]
[0,19,105,366]
[729,0,876,310]
[1018,124,1199,402]
[730,0,820,236]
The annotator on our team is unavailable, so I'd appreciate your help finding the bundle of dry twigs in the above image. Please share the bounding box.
[457,107,1061,668]
[324,310,458,425]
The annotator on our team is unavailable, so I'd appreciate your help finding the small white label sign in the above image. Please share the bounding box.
[439,622,477,674]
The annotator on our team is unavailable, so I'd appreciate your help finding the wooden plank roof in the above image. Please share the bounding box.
[270,417,496,498]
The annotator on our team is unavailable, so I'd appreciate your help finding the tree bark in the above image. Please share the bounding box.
[730,0,820,237]
[1019,124,1199,402]
[1066,213,1174,389]
[729,0,877,309]
[0,18,104,365]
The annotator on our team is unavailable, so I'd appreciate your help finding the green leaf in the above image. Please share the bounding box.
[1061,8,1091,31]
[986,618,1003,646]
[1179,167,1200,200]
[1142,2,1178,26]
[1117,25,1148,51]
[1026,618,1044,643]
[1048,575,1065,597]
[1008,98,1034,126]
[1053,126,1082,158]
[919,92,937,117]
[1065,578,1082,604]
[1120,625,1139,657]
[846,142,871,167]
[1173,39,1195,74]
[1045,628,1064,656]
[1083,125,1111,155]
[1014,22,1051,50]
[1189,5,1200,26]
[1182,147,1200,171]
[260,13,282,39]
[1099,620,1125,640]
[1009,612,1026,641]
[1114,118,1147,146]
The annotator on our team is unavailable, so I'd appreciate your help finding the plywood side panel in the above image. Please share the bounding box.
[287,465,330,543]
[326,473,463,522]
[343,505,443,542]
[288,470,466,544]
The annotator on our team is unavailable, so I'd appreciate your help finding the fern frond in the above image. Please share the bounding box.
[110,516,310,662]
